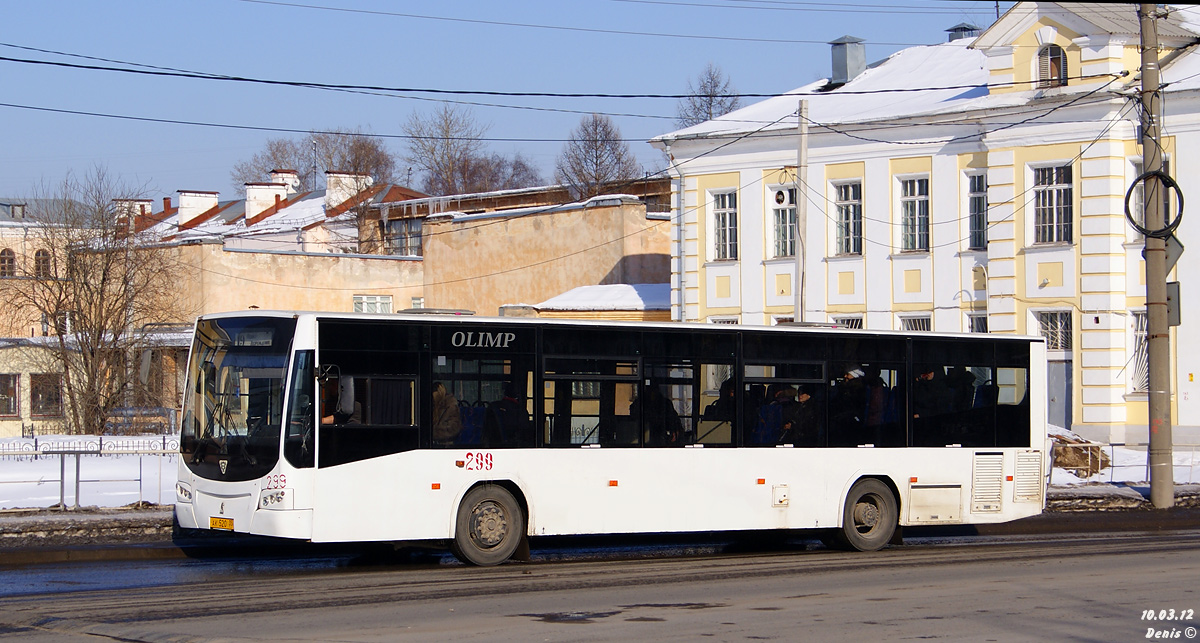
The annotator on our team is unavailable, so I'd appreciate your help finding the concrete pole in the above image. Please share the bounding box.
[794,100,809,324]
[1139,4,1174,509]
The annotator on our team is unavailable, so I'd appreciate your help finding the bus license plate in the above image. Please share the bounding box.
[210,516,234,531]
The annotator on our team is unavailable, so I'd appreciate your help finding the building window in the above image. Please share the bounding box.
[34,249,51,278]
[0,374,17,416]
[1036,311,1072,351]
[968,173,988,250]
[1131,311,1149,393]
[833,316,863,329]
[353,295,393,314]
[1038,45,1068,88]
[410,297,425,310]
[712,191,738,261]
[901,315,932,332]
[834,182,863,255]
[1033,165,1072,244]
[771,188,797,258]
[968,313,988,333]
[30,374,63,417]
[900,177,929,251]
[0,249,14,278]
[383,218,422,256]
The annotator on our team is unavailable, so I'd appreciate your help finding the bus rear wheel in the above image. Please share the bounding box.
[451,485,525,566]
[833,478,897,552]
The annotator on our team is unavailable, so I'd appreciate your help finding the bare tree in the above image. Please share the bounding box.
[554,114,642,200]
[231,129,398,193]
[0,169,189,434]
[676,63,742,128]
[402,105,545,195]
[402,105,489,196]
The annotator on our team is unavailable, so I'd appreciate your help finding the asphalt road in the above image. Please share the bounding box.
[1,513,1199,642]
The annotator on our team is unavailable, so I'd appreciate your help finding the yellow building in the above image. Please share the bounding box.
[652,2,1200,445]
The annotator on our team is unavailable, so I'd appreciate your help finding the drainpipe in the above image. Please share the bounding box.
[664,142,686,322]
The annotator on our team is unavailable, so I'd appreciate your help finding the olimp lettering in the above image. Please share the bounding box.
[451,331,517,349]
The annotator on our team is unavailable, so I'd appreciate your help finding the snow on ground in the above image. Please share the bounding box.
[1,431,1198,510]
[0,435,176,510]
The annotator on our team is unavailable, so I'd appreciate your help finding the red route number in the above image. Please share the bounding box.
[464,452,494,471]
[264,474,287,490]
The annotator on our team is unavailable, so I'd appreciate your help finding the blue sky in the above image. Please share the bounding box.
[0,0,1013,199]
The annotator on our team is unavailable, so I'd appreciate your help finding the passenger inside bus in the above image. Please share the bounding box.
[431,381,463,445]
[320,376,360,425]
[631,381,684,447]
[483,382,534,447]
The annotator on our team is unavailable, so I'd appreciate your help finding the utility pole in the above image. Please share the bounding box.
[1139,3,1174,509]
[794,100,808,324]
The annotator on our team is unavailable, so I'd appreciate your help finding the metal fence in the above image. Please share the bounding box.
[0,436,180,510]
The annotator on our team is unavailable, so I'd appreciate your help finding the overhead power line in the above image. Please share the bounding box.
[0,46,1126,100]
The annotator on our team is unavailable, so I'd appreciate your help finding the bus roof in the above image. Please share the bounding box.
[194,309,1045,344]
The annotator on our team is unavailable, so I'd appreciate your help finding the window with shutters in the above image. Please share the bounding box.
[1038,45,1067,88]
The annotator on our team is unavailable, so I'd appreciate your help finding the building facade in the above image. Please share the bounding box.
[652,2,1200,444]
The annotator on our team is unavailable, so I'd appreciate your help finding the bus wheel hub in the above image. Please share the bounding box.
[854,501,880,529]
[471,501,507,547]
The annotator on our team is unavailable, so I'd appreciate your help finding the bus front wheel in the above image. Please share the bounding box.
[451,485,525,566]
[833,478,897,552]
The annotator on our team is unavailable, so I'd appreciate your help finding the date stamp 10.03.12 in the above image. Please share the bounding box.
[1141,609,1196,639]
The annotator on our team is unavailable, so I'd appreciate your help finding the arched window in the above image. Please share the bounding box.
[34,249,51,279]
[0,249,14,278]
[1038,45,1067,88]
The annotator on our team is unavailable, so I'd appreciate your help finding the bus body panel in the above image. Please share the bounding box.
[180,311,1048,550]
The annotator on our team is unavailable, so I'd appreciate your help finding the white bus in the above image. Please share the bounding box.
[175,312,1048,565]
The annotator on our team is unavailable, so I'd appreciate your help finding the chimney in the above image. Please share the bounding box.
[946,23,981,42]
[325,172,373,211]
[163,196,172,213]
[112,198,153,232]
[245,182,290,222]
[829,35,866,86]
[269,169,301,195]
[177,190,220,227]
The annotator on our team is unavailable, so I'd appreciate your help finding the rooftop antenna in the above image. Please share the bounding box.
[311,136,318,191]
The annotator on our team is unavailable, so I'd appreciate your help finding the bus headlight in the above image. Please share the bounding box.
[259,489,291,510]
[176,482,193,503]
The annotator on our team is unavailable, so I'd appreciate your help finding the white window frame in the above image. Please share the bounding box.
[898,175,930,252]
[353,294,393,314]
[832,315,863,329]
[967,312,988,334]
[1037,44,1068,88]
[900,315,932,332]
[1030,163,1073,245]
[967,172,988,251]
[833,181,863,256]
[710,191,738,262]
[1034,309,1073,355]
[1129,310,1149,394]
[769,186,797,259]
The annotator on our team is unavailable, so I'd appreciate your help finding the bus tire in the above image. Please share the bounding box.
[834,478,897,552]
[451,484,525,566]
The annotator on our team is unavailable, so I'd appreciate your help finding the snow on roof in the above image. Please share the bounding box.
[535,283,670,311]
[430,194,642,223]
[656,39,990,142]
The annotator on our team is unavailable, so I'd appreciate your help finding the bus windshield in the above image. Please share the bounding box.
[180,316,296,482]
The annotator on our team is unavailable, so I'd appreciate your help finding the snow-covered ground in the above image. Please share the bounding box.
[0,435,177,510]
[0,432,1198,510]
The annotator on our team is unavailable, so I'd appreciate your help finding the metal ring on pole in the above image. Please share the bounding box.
[1124,169,1184,239]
